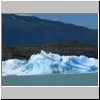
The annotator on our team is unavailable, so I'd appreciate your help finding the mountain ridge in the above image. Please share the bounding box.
[2,14,98,46]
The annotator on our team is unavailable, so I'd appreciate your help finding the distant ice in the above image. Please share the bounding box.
[2,50,98,76]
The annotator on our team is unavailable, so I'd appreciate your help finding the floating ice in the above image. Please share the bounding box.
[2,50,98,76]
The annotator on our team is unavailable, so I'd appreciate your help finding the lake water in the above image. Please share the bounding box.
[2,72,98,86]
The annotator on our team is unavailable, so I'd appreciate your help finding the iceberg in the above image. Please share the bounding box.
[2,50,98,76]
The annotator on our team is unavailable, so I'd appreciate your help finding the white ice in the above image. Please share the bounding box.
[2,50,98,76]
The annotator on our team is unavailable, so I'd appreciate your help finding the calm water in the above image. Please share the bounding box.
[2,73,98,86]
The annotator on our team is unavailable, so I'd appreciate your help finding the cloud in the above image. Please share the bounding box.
[15,14,33,16]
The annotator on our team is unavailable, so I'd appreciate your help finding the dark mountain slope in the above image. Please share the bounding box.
[2,14,98,46]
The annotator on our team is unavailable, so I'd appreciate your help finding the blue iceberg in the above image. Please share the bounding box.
[2,50,98,76]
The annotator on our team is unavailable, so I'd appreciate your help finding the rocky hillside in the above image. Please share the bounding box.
[2,42,98,60]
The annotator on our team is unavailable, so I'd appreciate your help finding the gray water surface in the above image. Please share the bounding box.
[2,73,98,86]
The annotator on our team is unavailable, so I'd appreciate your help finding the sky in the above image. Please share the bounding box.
[31,14,98,29]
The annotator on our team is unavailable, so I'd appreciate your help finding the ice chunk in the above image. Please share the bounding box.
[2,50,98,76]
